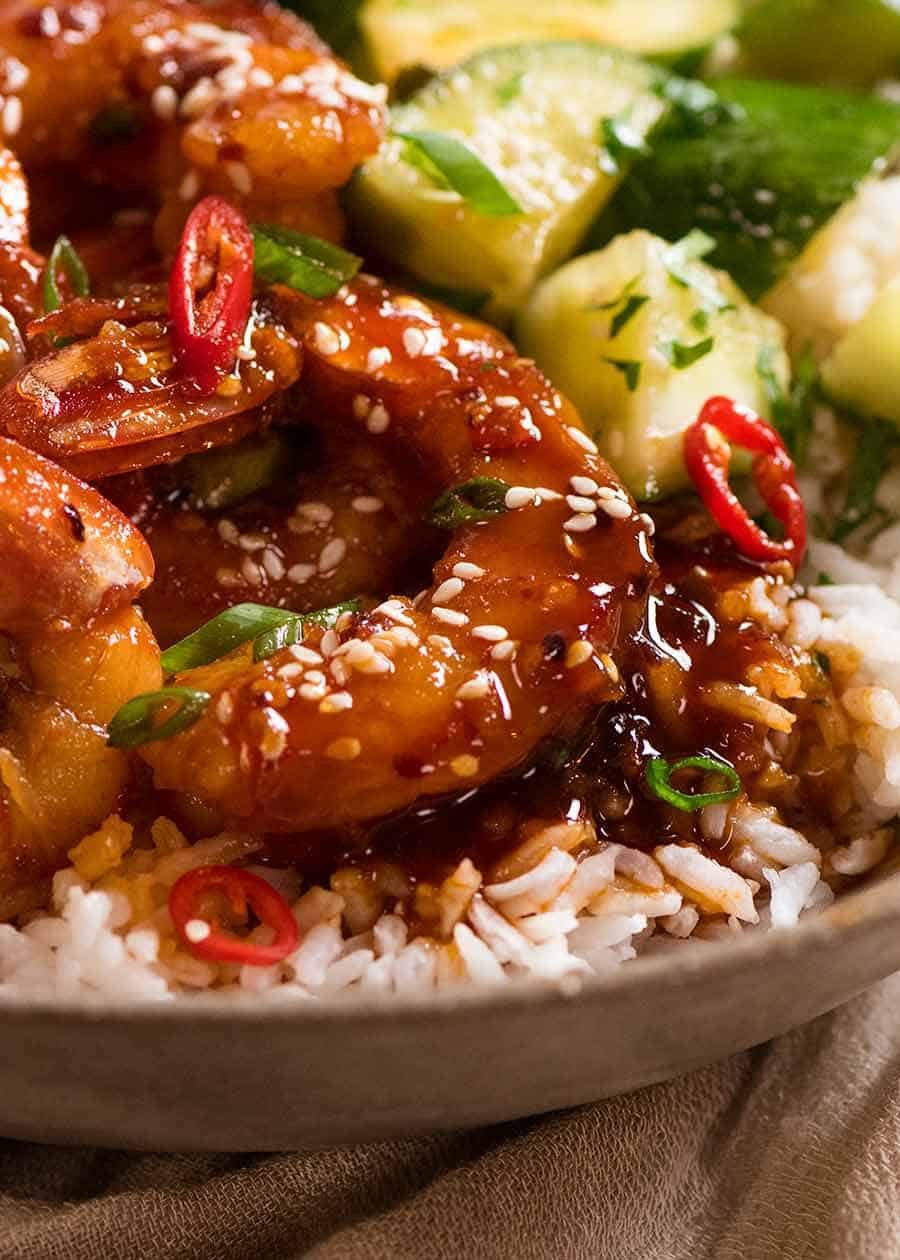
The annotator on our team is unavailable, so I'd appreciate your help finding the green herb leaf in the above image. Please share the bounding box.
[161,604,306,674]
[252,224,361,298]
[645,754,741,812]
[394,130,522,217]
[599,116,650,175]
[663,229,734,314]
[588,275,640,312]
[689,309,710,333]
[831,418,898,543]
[90,103,142,144]
[428,477,510,528]
[495,72,524,106]
[107,687,211,748]
[661,337,714,370]
[757,342,818,465]
[603,357,642,392]
[252,600,360,662]
[609,293,649,339]
[42,235,90,315]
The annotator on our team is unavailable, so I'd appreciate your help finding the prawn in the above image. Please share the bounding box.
[0,435,161,914]
[0,0,386,248]
[137,279,655,832]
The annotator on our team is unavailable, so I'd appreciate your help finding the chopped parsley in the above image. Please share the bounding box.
[428,477,511,528]
[689,308,710,333]
[609,293,649,339]
[603,357,642,392]
[661,337,714,370]
[394,130,522,217]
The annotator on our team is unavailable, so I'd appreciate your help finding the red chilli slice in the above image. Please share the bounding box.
[684,395,807,567]
[169,865,299,966]
[169,196,253,396]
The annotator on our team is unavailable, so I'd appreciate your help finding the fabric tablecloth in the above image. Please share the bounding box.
[1,972,900,1260]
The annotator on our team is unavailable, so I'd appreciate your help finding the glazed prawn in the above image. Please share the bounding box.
[0,436,160,915]
[0,0,386,248]
[138,279,654,831]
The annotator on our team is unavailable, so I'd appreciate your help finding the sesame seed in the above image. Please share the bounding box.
[366,347,392,372]
[394,296,431,316]
[566,494,597,514]
[471,625,507,642]
[599,498,632,520]
[217,519,239,544]
[312,322,341,357]
[318,538,347,573]
[143,33,165,54]
[452,562,485,580]
[289,645,322,666]
[241,555,264,584]
[456,673,491,701]
[184,919,211,944]
[639,512,656,536]
[494,395,519,408]
[215,693,234,723]
[375,599,415,627]
[299,682,326,702]
[355,651,392,675]
[2,97,22,137]
[600,653,621,684]
[224,160,252,195]
[534,488,564,502]
[352,394,371,421]
[286,562,315,585]
[565,640,594,669]
[432,607,468,627]
[570,475,599,496]
[248,66,274,88]
[367,402,391,434]
[450,754,480,778]
[330,660,349,688]
[564,513,597,533]
[297,501,334,525]
[260,708,289,761]
[566,426,599,454]
[433,577,464,604]
[151,84,178,121]
[303,670,326,687]
[320,629,340,656]
[178,169,201,201]
[278,74,306,94]
[326,737,362,760]
[319,691,353,714]
[490,640,516,661]
[180,76,217,118]
[237,532,267,552]
[505,486,536,510]
[276,663,303,681]
[352,495,383,514]
[402,326,428,358]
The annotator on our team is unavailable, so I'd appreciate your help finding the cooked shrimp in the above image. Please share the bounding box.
[0,146,40,374]
[0,436,161,914]
[138,280,654,831]
[0,287,301,476]
[0,0,386,247]
[106,428,436,646]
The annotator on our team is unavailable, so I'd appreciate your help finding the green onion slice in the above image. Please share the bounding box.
[252,599,360,662]
[107,687,211,748]
[42,235,90,314]
[645,754,741,812]
[252,224,361,298]
[394,130,522,217]
[428,477,510,529]
[161,604,301,674]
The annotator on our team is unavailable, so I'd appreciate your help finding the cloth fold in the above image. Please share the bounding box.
[2,973,900,1260]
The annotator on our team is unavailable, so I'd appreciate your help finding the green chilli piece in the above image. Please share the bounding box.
[645,754,741,812]
[42,235,90,314]
[393,130,522,217]
[161,604,306,674]
[252,600,361,662]
[252,224,362,298]
[107,687,211,748]
[428,476,510,528]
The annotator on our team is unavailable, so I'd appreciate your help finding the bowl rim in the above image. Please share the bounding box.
[0,867,897,1026]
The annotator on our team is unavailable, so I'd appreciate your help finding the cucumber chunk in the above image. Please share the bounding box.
[599,79,900,301]
[360,0,739,86]
[736,0,900,88]
[822,280,900,426]
[350,43,669,323]
[516,230,789,501]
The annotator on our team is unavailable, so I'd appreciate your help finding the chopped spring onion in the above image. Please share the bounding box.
[107,687,211,748]
[599,116,650,176]
[609,294,649,339]
[645,754,741,811]
[252,600,360,662]
[252,224,362,299]
[42,235,90,315]
[394,130,522,217]
[161,604,299,673]
[662,337,715,370]
[428,476,511,528]
[603,357,642,392]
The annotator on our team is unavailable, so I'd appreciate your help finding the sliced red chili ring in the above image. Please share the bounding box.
[168,196,253,396]
[169,865,299,966]
[684,395,807,566]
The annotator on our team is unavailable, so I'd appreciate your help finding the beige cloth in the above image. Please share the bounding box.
[1,975,900,1260]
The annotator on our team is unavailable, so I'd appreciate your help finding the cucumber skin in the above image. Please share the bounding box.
[737,0,900,87]
[597,79,900,300]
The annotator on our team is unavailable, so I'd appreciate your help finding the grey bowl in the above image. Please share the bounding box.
[1,873,898,1151]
